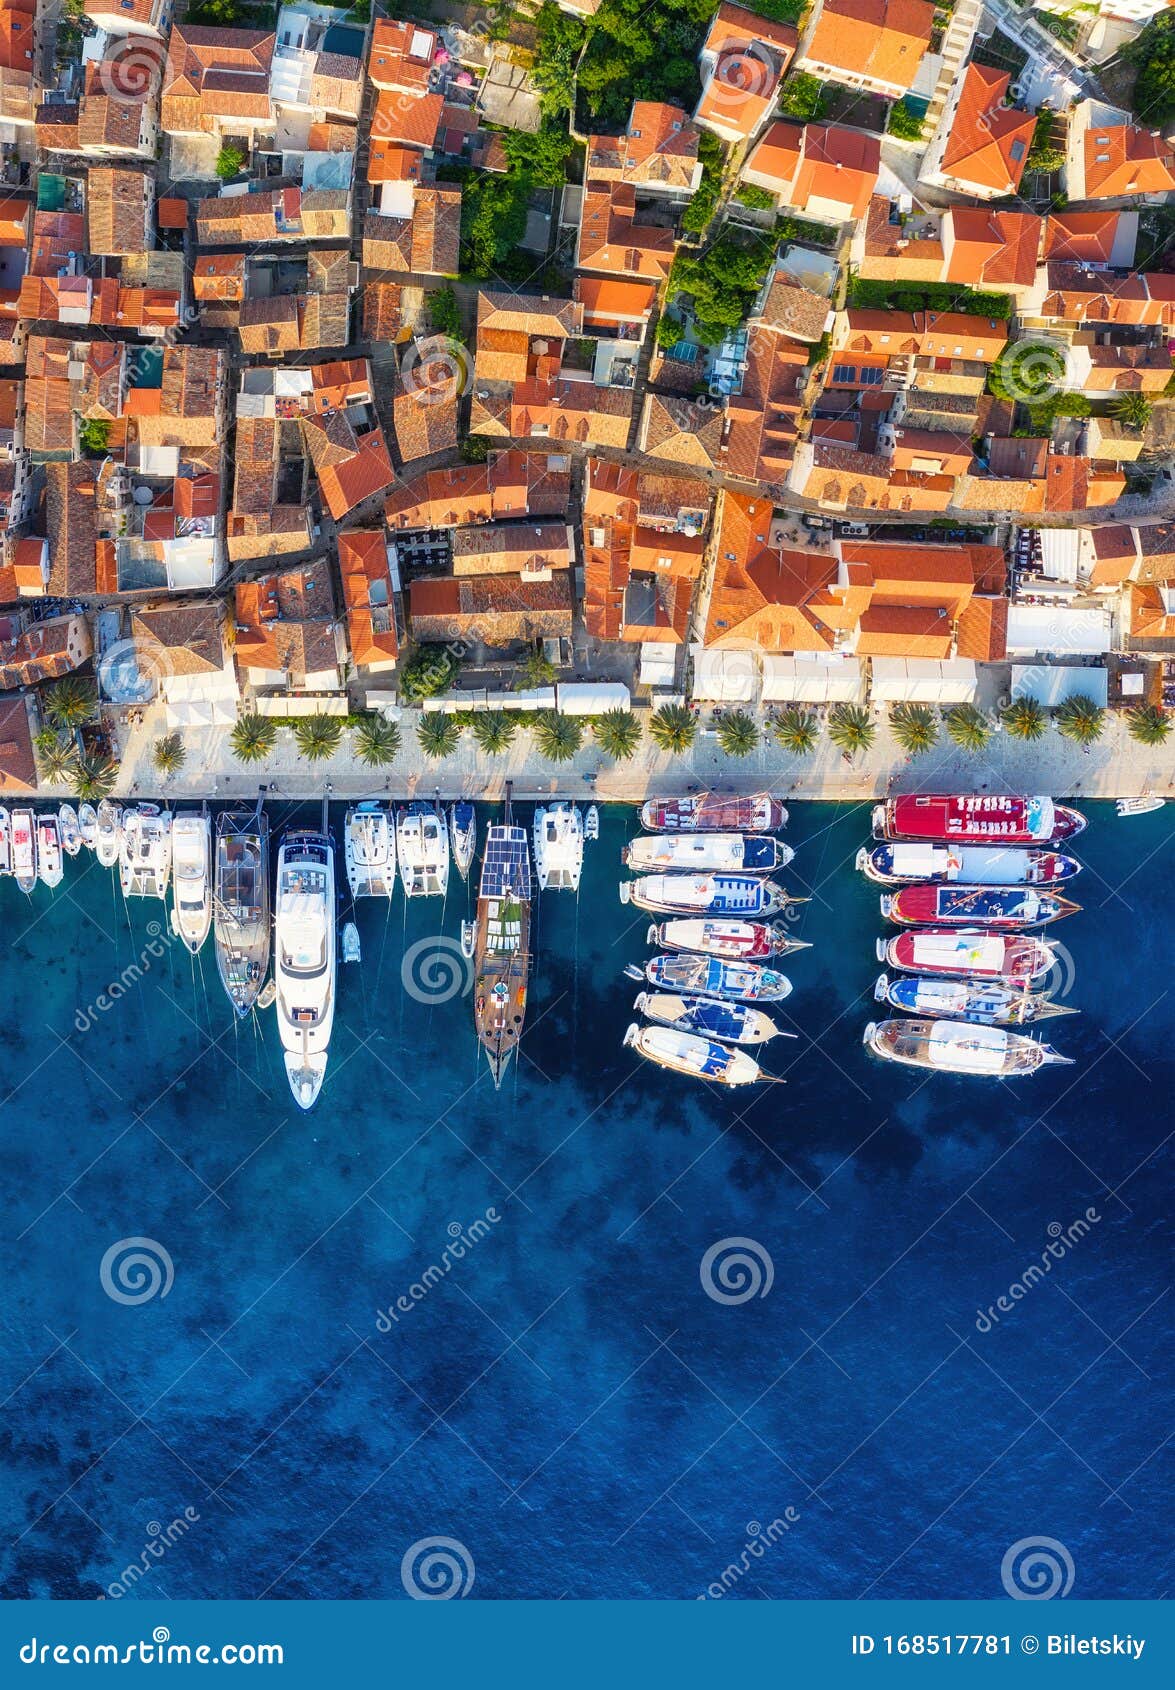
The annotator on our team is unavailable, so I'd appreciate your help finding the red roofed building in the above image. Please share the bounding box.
[798,0,934,99]
[1067,106,1175,201]
[338,530,398,674]
[921,63,1035,199]
[694,6,797,145]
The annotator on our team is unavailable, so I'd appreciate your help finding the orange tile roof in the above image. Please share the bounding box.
[1084,123,1175,199]
[368,18,436,93]
[371,87,442,150]
[706,489,837,652]
[794,123,880,220]
[338,528,398,668]
[940,63,1034,196]
[944,208,1042,290]
[578,180,675,280]
[744,119,803,189]
[573,275,657,328]
[1044,210,1128,264]
[803,0,933,93]
[856,603,953,657]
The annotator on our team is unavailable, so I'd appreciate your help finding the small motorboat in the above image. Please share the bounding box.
[874,972,1076,1026]
[58,804,83,857]
[626,951,791,1001]
[77,802,98,850]
[640,791,787,833]
[623,832,793,873]
[584,804,599,842]
[874,794,1085,845]
[534,801,583,892]
[1116,796,1164,817]
[620,873,792,917]
[878,929,1057,987]
[880,886,1079,929]
[36,812,63,888]
[170,811,212,954]
[857,842,1081,886]
[624,1021,774,1086]
[460,919,476,959]
[95,799,121,869]
[450,801,477,881]
[650,919,809,960]
[864,1018,1072,1077]
[11,806,36,892]
[342,922,361,964]
[344,801,395,900]
[0,805,10,876]
[634,992,785,1046]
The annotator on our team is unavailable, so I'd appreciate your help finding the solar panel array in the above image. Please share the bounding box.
[480,826,532,899]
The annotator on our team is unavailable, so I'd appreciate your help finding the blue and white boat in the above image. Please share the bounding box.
[626,951,791,1001]
[634,992,782,1046]
[624,1021,771,1087]
[619,872,790,917]
[857,841,1081,886]
[874,972,1075,1026]
[623,832,792,873]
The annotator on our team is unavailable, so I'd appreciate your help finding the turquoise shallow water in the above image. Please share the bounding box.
[0,801,1170,1600]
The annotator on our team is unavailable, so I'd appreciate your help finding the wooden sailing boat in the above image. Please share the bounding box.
[472,785,532,1087]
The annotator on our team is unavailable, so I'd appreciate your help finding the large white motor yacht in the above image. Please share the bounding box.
[274,829,336,1110]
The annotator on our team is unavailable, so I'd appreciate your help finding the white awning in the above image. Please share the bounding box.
[870,657,978,703]
[1039,529,1081,584]
[1011,665,1109,707]
[502,688,557,712]
[557,682,631,715]
[253,693,349,716]
[761,654,867,703]
[163,699,237,729]
[1006,603,1111,657]
[691,647,759,703]
[639,642,677,688]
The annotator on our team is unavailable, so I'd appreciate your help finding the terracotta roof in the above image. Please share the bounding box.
[944,208,1041,290]
[1044,209,1130,264]
[578,181,675,280]
[162,25,274,132]
[86,167,149,255]
[234,566,338,679]
[131,602,225,676]
[1089,524,1137,587]
[411,571,572,645]
[840,309,1008,362]
[641,393,726,469]
[695,6,796,139]
[588,100,701,190]
[363,280,403,341]
[802,0,933,92]
[940,64,1034,195]
[1084,123,1175,199]
[371,87,443,151]
[794,124,880,220]
[706,488,837,651]
[368,17,436,93]
[338,529,398,668]
[744,120,803,189]
[573,275,657,328]
[45,462,98,594]
[752,272,830,342]
[0,693,34,792]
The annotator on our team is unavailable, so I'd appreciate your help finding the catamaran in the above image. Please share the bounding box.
[396,801,449,898]
[11,806,35,892]
[874,794,1085,845]
[450,801,477,881]
[640,791,787,833]
[344,801,395,900]
[533,801,583,892]
[873,972,1076,1026]
[58,805,82,857]
[627,951,791,1001]
[878,929,1057,987]
[880,886,1080,929]
[472,794,531,1086]
[95,800,121,868]
[858,842,1081,886]
[119,804,172,899]
[214,804,271,1018]
[623,1021,773,1086]
[623,832,792,873]
[620,873,790,917]
[634,992,783,1046]
[36,813,63,888]
[864,1018,1072,1077]
[649,918,809,960]
[171,810,212,954]
[274,819,336,1110]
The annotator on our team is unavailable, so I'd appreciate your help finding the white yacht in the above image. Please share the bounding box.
[58,804,83,856]
[0,805,10,876]
[396,802,449,898]
[274,827,336,1110]
[533,802,584,892]
[119,804,172,900]
[11,806,35,892]
[171,811,212,954]
[77,803,98,850]
[36,813,63,888]
[95,800,121,868]
[344,801,395,899]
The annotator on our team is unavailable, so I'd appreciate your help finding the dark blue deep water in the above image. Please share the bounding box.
[0,802,1170,1601]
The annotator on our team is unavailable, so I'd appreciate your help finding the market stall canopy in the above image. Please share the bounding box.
[760,654,867,704]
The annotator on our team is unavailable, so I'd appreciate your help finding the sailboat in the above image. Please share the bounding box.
[213,803,271,1018]
[344,801,395,899]
[171,810,212,954]
[11,806,35,892]
[533,801,583,892]
[119,804,172,899]
[873,972,1076,1027]
[396,801,449,897]
[95,800,121,869]
[58,805,83,857]
[36,812,64,888]
[633,992,783,1046]
[864,1018,1072,1077]
[623,1022,774,1086]
[450,801,477,881]
[472,790,532,1086]
[274,811,336,1110]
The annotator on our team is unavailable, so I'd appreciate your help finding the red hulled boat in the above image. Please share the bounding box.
[880,885,1079,929]
[873,794,1085,846]
[877,928,1057,987]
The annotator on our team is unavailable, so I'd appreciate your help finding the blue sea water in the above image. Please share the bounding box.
[0,801,1170,1602]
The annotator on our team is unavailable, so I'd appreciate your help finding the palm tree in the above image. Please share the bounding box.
[515,643,555,691]
[42,675,96,732]
[716,710,759,756]
[828,704,876,760]
[35,731,77,786]
[1054,693,1105,747]
[533,709,583,763]
[417,712,462,759]
[772,708,818,756]
[153,732,186,779]
[293,714,343,762]
[230,712,276,764]
[649,703,697,754]
[471,711,517,755]
[943,703,990,752]
[73,752,118,803]
[1001,698,1047,742]
[352,715,401,767]
[1126,702,1171,745]
[1112,392,1152,432]
[890,702,938,757]
[594,708,642,761]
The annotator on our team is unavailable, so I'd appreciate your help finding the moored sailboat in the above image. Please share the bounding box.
[274,819,336,1110]
[634,992,783,1046]
[171,810,212,954]
[396,801,449,898]
[857,842,1081,885]
[864,1017,1072,1077]
[623,1021,774,1086]
[878,928,1057,987]
[534,801,583,892]
[650,918,809,960]
[627,950,791,1001]
[344,801,395,900]
[880,885,1079,929]
[450,801,477,882]
[873,972,1076,1026]
[623,832,792,873]
[640,791,787,833]
[472,795,531,1086]
[874,793,1085,845]
[621,873,791,917]
[214,803,271,1018]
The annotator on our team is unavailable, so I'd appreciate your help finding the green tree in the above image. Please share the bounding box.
[889,703,938,757]
[886,98,924,141]
[79,418,111,455]
[294,714,342,762]
[594,708,642,761]
[1124,13,1175,130]
[716,710,759,757]
[943,704,990,752]
[1126,702,1171,745]
[352,715,401,767]
[649,703,697,753]
[153,732,186,778]
[216,144,246,180]
[471,711,518,755]
[35,731,76,786]
[735,183,776,210]
[656,315,685,351]
[418,712,462,759]
[73,752,118,802]
[399,646,459,702]
[1055,694,1105,747]
[1112,392,1153,431]
[533,709,583,763]
[42,676,96,731]
[778,70,825,122]
[532,3,585,119]
[230,712,276,763]
[427,286,462,340]
[828,704,875,760]
[501,124,576,186]
[1001,697,1047,742]
[515,643,556,691]
[772,707,818,756]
